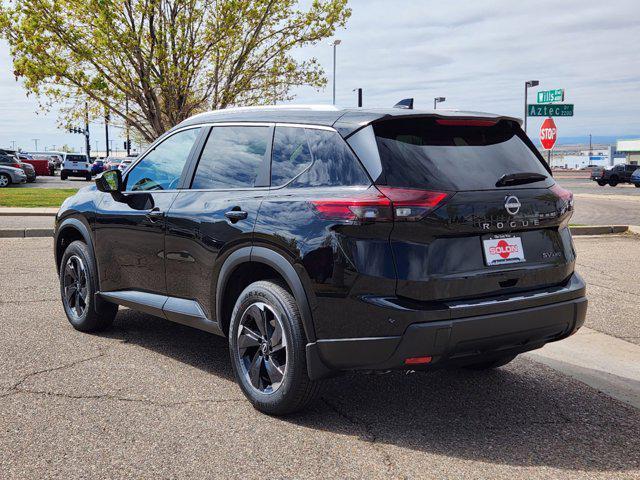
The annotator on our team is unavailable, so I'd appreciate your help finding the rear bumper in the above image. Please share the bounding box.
[61,169,90,177]
[307,273,587,378]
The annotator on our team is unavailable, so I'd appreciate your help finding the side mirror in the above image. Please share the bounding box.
[96,169,123,193]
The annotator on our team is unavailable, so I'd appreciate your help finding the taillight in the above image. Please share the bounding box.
[550,184,574,209]
[11,163,21,169]
[311,187,449,223]
[378,187,448,221]
[312,189,393,222]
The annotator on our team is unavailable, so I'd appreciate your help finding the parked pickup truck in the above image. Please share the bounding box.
[591,164,639,187]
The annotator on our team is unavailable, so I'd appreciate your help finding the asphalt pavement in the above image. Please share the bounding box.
[0,236,639,479]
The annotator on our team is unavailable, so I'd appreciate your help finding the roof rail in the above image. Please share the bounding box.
[188,104,339,120]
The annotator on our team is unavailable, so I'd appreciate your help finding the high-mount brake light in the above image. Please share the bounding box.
[435,119,498,127]
[312,187,448,223]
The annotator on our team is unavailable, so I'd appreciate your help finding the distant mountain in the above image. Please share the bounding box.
[531,134,640,146]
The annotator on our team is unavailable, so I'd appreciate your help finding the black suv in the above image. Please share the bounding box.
[591,163,638,186]
[54,106,587,414]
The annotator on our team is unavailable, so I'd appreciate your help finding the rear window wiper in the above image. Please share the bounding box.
[496,172,547,187]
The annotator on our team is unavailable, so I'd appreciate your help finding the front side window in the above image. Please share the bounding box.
[192,126,270,189]
[126,128,200,191]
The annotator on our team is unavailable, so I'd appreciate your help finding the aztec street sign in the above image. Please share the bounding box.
[527,104,574,117]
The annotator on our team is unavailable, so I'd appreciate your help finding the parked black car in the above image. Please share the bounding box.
[54,106,587,415]
[591,164,639,186]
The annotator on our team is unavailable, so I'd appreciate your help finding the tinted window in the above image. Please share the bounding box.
[271,126,313,186]
[373,119,551,191]
[290,129,369,187]
[126,127,200,191]
[192,126,270,189]
[0,156,12,163]
[66,155,87,162]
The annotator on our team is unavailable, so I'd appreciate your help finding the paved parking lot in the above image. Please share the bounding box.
[13,175,90,189]
[0,236,639,479]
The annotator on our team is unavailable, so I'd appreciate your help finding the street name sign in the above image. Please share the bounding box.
[539,118,557,150]
[528,104,574,117]
[537,89,564,104]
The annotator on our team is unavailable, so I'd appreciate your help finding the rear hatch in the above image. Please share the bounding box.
[371,117,575,302]
[65,154,89,171]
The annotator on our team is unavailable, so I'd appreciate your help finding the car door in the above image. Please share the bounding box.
[164,124,273,321]
[94,126,202,294]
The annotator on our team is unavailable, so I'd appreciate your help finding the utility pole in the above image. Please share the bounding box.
[105,108,110,157]
[10,140,15,150]
[85,102,91,159]
[524,80,539,133]
[330,39,341,105]
[125,99,131,156]
[32,139,39,150]
[589,133,592,155]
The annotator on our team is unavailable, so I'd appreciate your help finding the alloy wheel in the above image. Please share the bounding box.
[0,175,9,187]
[63,255,89,318]
[236,302,287,394]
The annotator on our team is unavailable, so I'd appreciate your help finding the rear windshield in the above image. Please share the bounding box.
[373,118,551,191]
[66,155,87,162]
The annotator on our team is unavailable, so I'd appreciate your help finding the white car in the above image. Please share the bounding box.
[61,153,92,181]
[117,159,134,173]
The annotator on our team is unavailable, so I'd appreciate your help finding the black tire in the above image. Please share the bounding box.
[0,173,10,188]
[608,177,618,187]
[597,180,607,186]
[464,354,517,371]
[634,183,640,188]
[85,173,92,181]
[229,280,322,415]
[60,173,68,180]
[59,240,118,332]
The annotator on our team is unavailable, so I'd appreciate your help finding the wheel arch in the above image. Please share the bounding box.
[215,246,317,344]
[54,217,96,277]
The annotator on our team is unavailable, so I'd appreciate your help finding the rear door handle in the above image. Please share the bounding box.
[225,210,248,222]
[145,207,164,222]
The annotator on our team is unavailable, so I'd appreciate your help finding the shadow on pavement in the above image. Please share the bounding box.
[106,309,640,474]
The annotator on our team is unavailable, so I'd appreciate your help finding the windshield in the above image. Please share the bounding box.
[373,118,552,191]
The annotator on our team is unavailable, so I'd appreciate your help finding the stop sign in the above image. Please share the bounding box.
[539,118,557,150]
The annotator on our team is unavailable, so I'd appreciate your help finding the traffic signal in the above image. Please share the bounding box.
[124,140,131,150]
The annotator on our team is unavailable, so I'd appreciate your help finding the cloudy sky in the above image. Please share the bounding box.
[1,0,639,152]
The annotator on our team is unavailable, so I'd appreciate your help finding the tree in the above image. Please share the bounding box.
[0,0,350,141]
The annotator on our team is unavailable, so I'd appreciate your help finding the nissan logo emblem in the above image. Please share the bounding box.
[504,196,521,216]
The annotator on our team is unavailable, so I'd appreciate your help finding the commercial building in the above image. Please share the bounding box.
[616,139,640,164]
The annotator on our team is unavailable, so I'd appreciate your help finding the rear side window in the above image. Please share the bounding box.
[285,129,369,188]
[373,119,552,191]
[271,127,313,186]
[192,126,270,189]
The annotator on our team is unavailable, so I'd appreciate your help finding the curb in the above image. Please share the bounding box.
[0,228,53,238]
[569,225,629,235]
[0,208,58,217]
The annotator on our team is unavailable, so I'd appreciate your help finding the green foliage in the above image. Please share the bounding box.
[0,0,350,141]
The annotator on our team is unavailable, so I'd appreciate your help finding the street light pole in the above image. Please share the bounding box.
[331,39,341,105]
[524,80,539,134]
[32,139,39,150]
[433,97,446,109]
